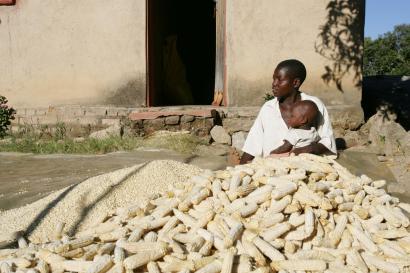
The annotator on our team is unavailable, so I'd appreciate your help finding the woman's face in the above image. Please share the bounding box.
[271,67,297,98]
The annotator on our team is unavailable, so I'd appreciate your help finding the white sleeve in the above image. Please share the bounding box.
[283,129,298,145]
[242,108,264,157]
[317,104,337,154]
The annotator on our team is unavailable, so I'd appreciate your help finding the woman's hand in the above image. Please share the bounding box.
[268,152,290,158]
[240,152,254,164]
[292,143,331,155]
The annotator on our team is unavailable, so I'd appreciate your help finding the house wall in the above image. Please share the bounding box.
[0,0,364,109]
[225,0,364,106]
[0,0,146,108]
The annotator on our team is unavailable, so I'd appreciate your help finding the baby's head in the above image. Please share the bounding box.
[288,100,319,129]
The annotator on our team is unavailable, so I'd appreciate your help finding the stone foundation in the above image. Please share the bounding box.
[11,104,364,148]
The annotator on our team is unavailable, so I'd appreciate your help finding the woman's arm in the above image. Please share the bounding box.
[270,140,293,154]
[291,142,332,155]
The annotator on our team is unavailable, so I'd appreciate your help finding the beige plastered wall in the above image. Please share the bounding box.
[0,0,146,108]
[225,0,363,107]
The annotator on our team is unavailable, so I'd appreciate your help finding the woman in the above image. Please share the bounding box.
[240,59,336,164]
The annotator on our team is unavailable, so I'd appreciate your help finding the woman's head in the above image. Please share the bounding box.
[272,59,307,99]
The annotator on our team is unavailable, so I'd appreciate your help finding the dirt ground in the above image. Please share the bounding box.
[1,147,406,212]
[0,148,228,211]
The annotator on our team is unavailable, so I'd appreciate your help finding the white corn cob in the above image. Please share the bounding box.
[237,254,252,273]
[252,236,285,261]
[304,207,315,236]
[246,185,273,200]
[361,252,399,273]
[379,242,406,258]
[241,239,267,266]
[228,184,257,201]
[99,227,128,242]
[17,237,28,249]
[128,227,145,242]
[220,250,234,273]
[144,231,158,242]
[271,259,327,271]
[229,174,242,193]
[328,214,348,247]
[36,260,50,273]
[372,179,386,188]
[347,225,378,253]
[147,262,161,273]
[271,182,298,200]
[345,249,368,273]
[113,246,125,264]
[60,247,83,259]
[82,244,100,261]
[392,207,410,227]
[260,222,291,241]
[159,256,195,272]
[194,260,222,273]
[376,205,401,227]
[116,240,168,254]
[151,199,179,218]
[97,243,115,256]
[291,249,335,262]
[242,175,252,186]
[173,209,197,228]
[123,247,167,270]
[0,262,12,273]
[268,195,292,214]
[192,188,210,205]
[284,240,296,254]
[259,213,284,228]
[192,210,215,231]
[59,260,93,272]
[224,222,243,247]
[239,203,258,218]
[87,255,113,273]
[199,239,214,256]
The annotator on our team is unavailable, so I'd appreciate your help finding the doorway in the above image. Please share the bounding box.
[147,0,216,106]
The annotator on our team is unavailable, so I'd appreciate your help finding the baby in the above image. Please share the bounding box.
[269,100,319,156]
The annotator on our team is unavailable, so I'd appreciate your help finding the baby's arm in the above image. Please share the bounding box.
[269,140,293,155]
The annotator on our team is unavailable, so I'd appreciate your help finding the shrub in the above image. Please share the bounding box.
[0,95,16,138]
[264,93,275,101]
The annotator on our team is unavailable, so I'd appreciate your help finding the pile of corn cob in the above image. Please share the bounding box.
[1,154,410,273]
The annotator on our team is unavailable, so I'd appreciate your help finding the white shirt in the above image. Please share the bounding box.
[242,93,337,157]
[285,127,320,148]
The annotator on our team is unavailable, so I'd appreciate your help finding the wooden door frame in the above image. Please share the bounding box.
[145,0,227,107]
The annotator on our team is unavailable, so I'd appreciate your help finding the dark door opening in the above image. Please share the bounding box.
[147,0,216,106]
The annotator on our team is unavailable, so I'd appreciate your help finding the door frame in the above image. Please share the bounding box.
[145,0,227,107]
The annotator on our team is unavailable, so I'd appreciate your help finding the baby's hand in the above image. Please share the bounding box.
[268,152,290,158]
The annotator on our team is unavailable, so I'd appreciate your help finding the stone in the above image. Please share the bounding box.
[194,143,230,156]
[102,119,121,127]
[342,130,368,148]
[362,111,408,156]
[191,118,214,137]
[210,125,231,145]
[180,122,192,131]
[165,116,180,125]
[0,138,12,145]
[328,104,364,130]
[223,118,254,133]
[181,115,195,123]
[73,137,85,143]
[144,118,165,135]
[231,131,248,151]
[89,125,121,140]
